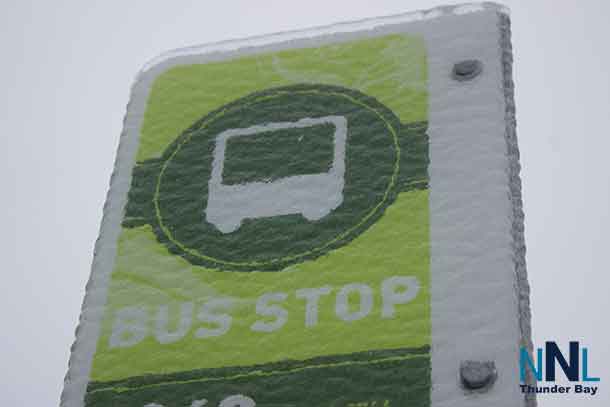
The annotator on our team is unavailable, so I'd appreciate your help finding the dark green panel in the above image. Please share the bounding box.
[86,347,430,407]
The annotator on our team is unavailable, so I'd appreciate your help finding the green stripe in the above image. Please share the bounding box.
[86,347,431,407]
[90,353,429,395]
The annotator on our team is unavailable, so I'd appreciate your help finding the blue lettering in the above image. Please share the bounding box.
[520,347,542,381]
[545,341,579,381]
[582,348,600,382]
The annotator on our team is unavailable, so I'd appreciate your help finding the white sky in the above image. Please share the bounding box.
[1,1,609,406]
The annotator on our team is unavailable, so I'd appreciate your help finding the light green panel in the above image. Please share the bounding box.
[137,34,427,162]
[91,33,430,382]
[92,190,429,381]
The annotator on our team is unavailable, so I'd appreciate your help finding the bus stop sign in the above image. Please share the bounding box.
[62,4,534,407]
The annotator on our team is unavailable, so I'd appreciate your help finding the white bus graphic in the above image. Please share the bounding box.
[206,115,347,233]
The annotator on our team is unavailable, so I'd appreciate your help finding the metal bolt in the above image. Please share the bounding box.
[460,360,497,390]
[452,59,483,81]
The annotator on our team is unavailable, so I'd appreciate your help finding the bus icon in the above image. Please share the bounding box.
[206,115,348,233]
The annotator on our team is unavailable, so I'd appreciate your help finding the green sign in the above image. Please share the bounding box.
[63,5,534,407]
[124,84,421,271]
[86,34,431,407]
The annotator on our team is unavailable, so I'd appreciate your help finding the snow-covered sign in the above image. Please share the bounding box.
[62,3,534,407]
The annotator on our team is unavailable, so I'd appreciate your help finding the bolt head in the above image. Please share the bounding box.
[460,360,497,390]
[452,59,483,81]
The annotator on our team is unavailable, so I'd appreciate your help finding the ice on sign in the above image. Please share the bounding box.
[62,5,533,407]
[206,116,347,233]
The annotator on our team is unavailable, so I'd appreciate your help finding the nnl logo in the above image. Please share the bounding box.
[520,342,600,382]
